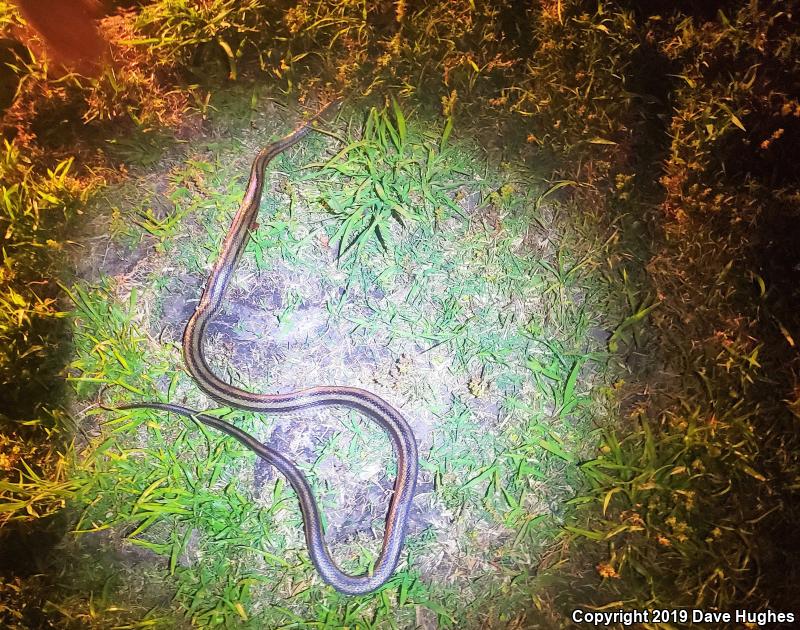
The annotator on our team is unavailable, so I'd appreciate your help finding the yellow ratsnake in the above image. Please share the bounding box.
[120,98,419,595]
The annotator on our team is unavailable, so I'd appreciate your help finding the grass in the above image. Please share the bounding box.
[312,100,459,260]
[134,0,267,81]
[18,95,607,627]
[0,139,91,525]
[1,0,799,628]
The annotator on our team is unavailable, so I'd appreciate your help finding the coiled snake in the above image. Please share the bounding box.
[121,99,418,595]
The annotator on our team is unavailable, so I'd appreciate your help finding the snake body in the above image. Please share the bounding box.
[123,100,418,596]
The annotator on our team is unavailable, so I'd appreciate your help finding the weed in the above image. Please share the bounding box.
[134,0,266,81]
[314,100,459,261]
[0,139,88,518]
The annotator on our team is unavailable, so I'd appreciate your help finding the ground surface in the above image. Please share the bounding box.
[60,88,614,627]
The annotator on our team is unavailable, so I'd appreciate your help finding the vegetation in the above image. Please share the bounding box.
[1,0,798,627]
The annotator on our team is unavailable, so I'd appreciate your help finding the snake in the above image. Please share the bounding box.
[120,99,418,596]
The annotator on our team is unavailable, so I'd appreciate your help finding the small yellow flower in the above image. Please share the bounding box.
[441,90,458,118]
[596,562,620,579]
[284,6,309,35]
[396,355,412,374]
[467,376,487,398]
